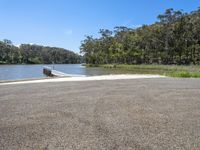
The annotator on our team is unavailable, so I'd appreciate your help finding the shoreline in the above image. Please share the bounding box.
[0,74,165,85]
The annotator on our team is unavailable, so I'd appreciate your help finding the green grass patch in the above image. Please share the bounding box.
[169,71,200,78]
[85,64,200,78]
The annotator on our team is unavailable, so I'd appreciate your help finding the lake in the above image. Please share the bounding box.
[0,64,122,81]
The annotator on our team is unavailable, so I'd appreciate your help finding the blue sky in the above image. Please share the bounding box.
[0,0,200,53]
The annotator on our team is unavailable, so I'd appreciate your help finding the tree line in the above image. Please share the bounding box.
[0,39,82,64]
[80,7,200,65]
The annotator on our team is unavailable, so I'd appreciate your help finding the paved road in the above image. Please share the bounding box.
[0,78,200,150]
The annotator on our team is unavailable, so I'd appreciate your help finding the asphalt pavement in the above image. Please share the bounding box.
[0,78,200,149]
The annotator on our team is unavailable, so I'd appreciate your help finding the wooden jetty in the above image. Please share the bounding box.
[43,66,54,77]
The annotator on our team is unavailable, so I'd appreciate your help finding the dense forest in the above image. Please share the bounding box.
[0,40,81,64]
[80,8,200,65]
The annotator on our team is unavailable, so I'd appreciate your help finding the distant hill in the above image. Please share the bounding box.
[0,40,82,64]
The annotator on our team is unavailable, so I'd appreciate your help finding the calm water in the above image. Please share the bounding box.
[0,64,121,81]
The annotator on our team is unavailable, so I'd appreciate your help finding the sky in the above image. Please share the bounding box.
[0,0,200,53]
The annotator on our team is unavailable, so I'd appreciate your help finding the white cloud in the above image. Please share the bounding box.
[122,20,142,29]
[64,29,73,35]
[15,44,21,48]
[132,24,142,29]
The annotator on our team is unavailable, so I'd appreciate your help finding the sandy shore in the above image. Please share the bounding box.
[0,74,165,85]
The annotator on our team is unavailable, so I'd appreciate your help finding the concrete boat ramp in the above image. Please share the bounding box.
[0,74,165,85]
[51,70,86,77]
[43,66,86,77]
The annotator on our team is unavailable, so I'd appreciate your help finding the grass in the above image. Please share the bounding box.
[84,64,200,78]
[169,71,200,78]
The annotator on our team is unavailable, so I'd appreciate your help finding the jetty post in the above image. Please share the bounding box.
[43,66,54,77]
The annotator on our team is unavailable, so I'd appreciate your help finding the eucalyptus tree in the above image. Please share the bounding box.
[0,40,81,64]
[80,7,200,65]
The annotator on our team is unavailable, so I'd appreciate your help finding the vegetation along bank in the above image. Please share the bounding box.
[0,39,82,64]
[81,7,200,78]
[81,8,200,65]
